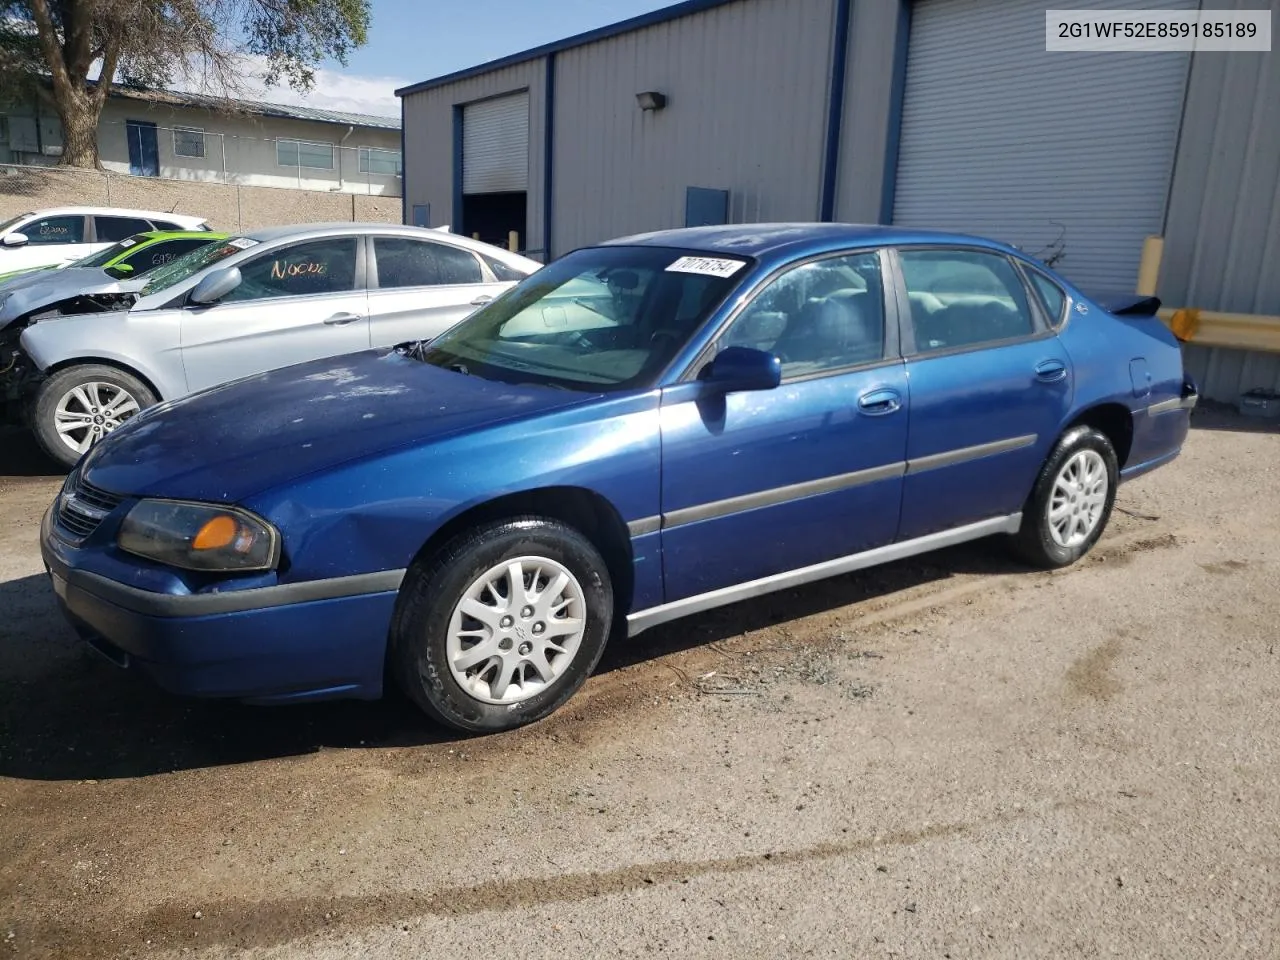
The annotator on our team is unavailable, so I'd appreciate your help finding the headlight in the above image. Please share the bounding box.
[117,499,279,572]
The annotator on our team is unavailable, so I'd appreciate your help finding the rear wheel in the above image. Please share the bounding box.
[391,517,613,733]
[32,364,156,468]
[1010,426,1118,569]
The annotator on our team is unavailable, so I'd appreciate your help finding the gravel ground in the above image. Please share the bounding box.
[0,408,1277,959]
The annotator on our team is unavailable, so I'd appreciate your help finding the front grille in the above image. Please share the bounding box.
[56,471,125,542]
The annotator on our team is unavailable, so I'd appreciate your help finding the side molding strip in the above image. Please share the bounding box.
[626,513,1023,636]
[627,516,661,537]
[663,461,907,530]
[65,567,408,618]
[1146,397,1182,416]
[906,434,1037,474]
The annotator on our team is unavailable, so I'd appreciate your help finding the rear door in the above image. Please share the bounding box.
[366,236,507,345]
[179,236,370,392]
[891,246,1073,540]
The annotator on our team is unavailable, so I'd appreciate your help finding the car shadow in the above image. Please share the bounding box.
[0,540,1027,783]
[0,426,66,477]
[1189,401,1280,435]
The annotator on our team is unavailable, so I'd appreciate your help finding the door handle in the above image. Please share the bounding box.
[1035,359,1068,383]
[470,295,494,306]
[323,312,363,326]
[857,388,902,416]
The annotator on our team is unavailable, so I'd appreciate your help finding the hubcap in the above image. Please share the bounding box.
[1048,449,1108,548]
[446,556,587,705]
[52,382,141,455]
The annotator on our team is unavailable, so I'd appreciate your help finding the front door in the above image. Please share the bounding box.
[126,120,159,177]
[366,235,507,345]
[659,249,909,602]
[1,213,91,271]
[179,236,370,392]
[893,247,1074,540]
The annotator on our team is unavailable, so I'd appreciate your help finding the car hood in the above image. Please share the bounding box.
[81,349,598,502]
[0,267,142,329]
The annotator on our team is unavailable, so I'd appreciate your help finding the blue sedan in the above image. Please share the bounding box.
[40,224,1197,732]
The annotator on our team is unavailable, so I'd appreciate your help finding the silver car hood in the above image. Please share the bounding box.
[0,268,146,330]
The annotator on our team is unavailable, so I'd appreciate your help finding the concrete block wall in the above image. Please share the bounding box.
[0,164,402,232]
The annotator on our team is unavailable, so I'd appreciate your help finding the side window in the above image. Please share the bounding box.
[221,238,358,302]
[96,216,155,242]
[122,238,211,273]
[24,215,85,245]
[898,249,1035,353]
[1027,270,1067,328]
[373,237,483,288]
[480,252,529,282]
[149,219,182,232]
[720,251,885,378]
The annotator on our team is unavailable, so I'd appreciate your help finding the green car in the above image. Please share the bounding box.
[0,230,227,285]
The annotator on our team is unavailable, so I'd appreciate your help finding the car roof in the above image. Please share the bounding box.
[131,230,229,242]
[242,222,476,243]
[15,207,208,225]
[602,223,1024,260]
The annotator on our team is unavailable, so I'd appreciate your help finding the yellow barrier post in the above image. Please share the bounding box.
[1136,236,1163,296]
[508,231,519,252]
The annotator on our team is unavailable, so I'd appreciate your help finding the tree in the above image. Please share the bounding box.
[0,0,370,168]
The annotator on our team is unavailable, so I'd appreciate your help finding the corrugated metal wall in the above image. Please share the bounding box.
[550,0,837,254]
[834,0,903,222]
[1161,0,1280,401]
[401,59,546,253]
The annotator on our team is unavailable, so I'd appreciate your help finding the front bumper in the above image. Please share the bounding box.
[41,506,402,703]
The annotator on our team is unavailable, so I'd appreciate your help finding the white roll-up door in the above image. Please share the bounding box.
[462,92,529,195]
[892,0,1194,294]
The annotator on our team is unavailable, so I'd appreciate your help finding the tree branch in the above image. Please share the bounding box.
[93,34,122,105]
[26,0,70,94]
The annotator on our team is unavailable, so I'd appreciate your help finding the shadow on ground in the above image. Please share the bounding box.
[0,426,65,478]
[0,540,1027,782]
[1190,401,1280,435]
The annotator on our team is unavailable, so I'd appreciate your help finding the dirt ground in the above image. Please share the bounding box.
[0,409,1277,960]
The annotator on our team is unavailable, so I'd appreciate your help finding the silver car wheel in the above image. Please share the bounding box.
[446,556,587,705]
[52,381,141,455]
[1048,449,1108,548]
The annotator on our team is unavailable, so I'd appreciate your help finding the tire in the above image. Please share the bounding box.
[33,364,157,469]
[1010,425,1118,569]
[391,517,614,733]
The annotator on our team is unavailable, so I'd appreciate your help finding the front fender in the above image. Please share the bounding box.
[20,311,184,399]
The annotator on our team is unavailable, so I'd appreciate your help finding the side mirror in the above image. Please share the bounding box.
[703,346,781,393]
[189,266,242,305]
[2,233,29,249]
[114,263,134,274]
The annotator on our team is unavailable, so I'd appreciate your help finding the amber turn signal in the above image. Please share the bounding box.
[193,515,241,551]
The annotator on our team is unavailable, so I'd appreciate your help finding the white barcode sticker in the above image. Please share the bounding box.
[228,237,259,250]
[119,238,137,248]
[665,256,745,278]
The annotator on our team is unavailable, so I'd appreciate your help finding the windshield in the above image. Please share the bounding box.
[419,246,752,391]
[0,213,32,234]
[141,238,248,296]
[70,235,147,270]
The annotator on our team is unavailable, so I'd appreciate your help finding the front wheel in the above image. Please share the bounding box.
[32,364,157,469]
[391,517,614,733]
[1010,425,1118,569]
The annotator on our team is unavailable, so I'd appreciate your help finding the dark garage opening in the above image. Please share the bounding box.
[462,192,528,251]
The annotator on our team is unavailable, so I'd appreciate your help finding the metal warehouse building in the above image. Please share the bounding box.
[396,0,1280,401]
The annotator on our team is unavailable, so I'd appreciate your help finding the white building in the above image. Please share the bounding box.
[1,85,403,197]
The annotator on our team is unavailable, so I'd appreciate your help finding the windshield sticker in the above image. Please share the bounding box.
[228,237,259,250]
[665,256,746,278]
[119,238,137,248]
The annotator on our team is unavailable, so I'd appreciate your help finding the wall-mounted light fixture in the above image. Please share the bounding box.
[636,91,668,111]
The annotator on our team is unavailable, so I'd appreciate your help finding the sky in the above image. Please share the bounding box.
[244,0,678,118]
